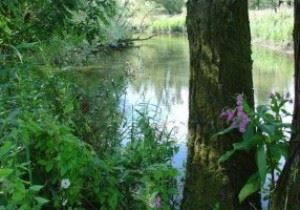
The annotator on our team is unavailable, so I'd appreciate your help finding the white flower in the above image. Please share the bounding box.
[60,179,71,189]
[62,199,68,206]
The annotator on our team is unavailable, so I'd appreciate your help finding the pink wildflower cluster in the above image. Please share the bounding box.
[220,94,250,133]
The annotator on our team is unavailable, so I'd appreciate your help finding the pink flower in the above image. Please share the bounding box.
[220,109,235,123]
[220,94,251,133]
[236,94,243,106]
[237,105,243,113]
[155,196,161,209]
[237,111,250,133]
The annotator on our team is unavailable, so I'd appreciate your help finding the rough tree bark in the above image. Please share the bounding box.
[181,1,261,210]
[270,1,300,210]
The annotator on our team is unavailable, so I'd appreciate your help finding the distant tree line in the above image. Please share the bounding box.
[249,0,293,9]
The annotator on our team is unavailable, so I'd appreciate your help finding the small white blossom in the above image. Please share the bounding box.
[62,199,68,206]
[60,179,71,189]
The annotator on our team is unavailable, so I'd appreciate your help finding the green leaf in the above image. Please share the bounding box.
[239,173,261,203]
[12,181,26,202]
[218,150,235,163]
[0,141,13,158]
[256,105,269,115]
[251,134,264,145]
[30,185,44,192]
[256,146,267,184]
[260,124,276,136]
[212,126,236,140]
[243,124,254,143]
[0,168,13,178]
[34,196,49,205]
[242,99,253,115]
[263,113,275,122]
[233,140,251,151]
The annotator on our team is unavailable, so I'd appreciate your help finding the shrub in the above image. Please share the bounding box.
[215,93,291,204]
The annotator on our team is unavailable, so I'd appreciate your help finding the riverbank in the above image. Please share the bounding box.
[150,8,293,53]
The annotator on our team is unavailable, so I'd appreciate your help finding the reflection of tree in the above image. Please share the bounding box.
[252,46,294,104]
[126,36,190,109]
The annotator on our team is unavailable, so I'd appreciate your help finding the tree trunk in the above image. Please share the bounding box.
[270,1,300,210]
[181,1,261,210]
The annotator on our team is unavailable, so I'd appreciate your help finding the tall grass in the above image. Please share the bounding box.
[150,8,293,49]
[250,8,293,47]
[151,15,186,34]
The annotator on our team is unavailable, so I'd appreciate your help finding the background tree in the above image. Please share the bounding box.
[147,0,184,14]
[249,0,293,10]
[181,1,261,209]
[270,1,300,209]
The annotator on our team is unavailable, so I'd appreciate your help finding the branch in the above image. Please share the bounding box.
[117,35,156,43]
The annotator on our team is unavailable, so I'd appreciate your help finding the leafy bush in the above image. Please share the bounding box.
[0,0,116,44]
[0,0,179,208]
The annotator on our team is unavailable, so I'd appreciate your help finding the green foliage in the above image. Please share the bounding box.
[0,62,178,209]
[149,0,185,15]
[0,0,179,208]
[152,16,186,34]
[120,109,179,209]
[216,93,291,204]
[0,0,116,44]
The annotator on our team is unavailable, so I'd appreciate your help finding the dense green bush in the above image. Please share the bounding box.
[0,1,179,209]
[0,0,116,44]
[216,93,291,205]
[0,62,178,209]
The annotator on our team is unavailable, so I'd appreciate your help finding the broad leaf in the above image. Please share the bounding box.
[30,185,44,192]
[256,146,267,183]
[34,196,49,205]
[239,173,260,203]
[218,150,235,163]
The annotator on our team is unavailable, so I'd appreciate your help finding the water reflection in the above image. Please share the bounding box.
[252,46,294,104]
